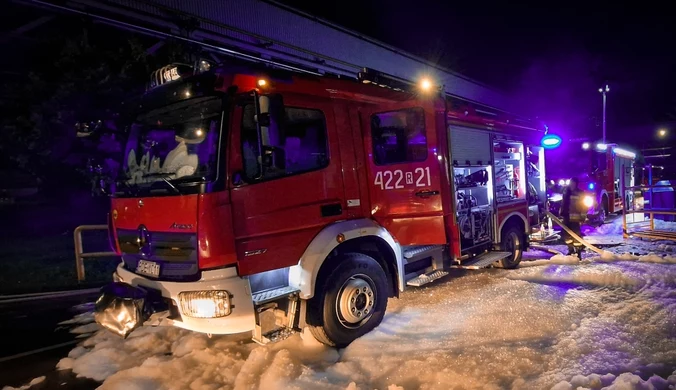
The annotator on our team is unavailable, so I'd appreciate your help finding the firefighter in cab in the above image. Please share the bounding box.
[560,177,585,258]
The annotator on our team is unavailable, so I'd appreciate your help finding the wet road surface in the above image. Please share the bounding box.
[0,291,100,389]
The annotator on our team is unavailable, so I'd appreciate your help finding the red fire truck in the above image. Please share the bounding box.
[546,140,635,224]
[93,57,547,347]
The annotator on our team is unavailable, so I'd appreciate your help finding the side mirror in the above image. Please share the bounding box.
[76,119,120,138]
[76,120,103,138]
[253,93,285,177]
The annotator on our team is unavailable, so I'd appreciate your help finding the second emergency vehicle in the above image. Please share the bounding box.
[547,140,635,224]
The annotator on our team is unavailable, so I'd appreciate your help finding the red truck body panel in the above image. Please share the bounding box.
[111,67,543,280]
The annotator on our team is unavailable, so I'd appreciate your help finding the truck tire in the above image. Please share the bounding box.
[307,253,388,348]
[499,225,523,269]
[597,201,607,224]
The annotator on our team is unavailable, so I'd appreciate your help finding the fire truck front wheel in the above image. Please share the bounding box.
[307,253,388,348]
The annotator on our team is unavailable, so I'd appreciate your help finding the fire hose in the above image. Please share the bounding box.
[545,211,605,255]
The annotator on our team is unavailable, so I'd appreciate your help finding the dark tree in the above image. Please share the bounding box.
[0,17,189,192]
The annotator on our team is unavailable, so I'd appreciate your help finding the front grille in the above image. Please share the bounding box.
[117,229,199,281]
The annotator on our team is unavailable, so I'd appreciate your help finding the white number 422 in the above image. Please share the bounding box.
[374,168,430,190]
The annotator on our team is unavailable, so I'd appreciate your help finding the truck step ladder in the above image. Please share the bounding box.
[252,286,300,306]
[403,245,444,260]
[253,327,297,345]
[450,251,511,269]
[406,270,449,287]
[252,288,300,345]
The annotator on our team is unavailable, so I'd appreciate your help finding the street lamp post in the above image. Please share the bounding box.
[599,84,609,143]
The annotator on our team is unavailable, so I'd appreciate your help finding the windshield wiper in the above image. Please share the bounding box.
[141,173,183,195]
[157,176,181,195]
[117,172,207,196]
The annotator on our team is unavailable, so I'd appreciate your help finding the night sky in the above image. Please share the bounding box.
[279,0,676,148]
[4,0,676,150]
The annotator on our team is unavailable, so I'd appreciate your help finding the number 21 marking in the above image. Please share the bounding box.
[415,167,431,187]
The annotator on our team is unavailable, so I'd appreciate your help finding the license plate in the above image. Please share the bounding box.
[136,260,160,278]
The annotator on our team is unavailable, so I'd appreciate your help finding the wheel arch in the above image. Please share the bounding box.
[289,219,403,300]
[497,212,528,243]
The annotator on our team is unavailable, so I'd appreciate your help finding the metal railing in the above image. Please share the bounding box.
[621,164,676,240]
[74,225,118,282]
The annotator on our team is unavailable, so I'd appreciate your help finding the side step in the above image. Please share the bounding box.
[252,286,300,306]
[406,270,449,287]
[403,245,443,260]
[450,251,511,269]
[252,286,300,345]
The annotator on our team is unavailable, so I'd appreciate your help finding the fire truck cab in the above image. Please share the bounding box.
[546,140,635,224]
[95,60,546,347]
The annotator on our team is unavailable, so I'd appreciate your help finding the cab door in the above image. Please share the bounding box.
[362,101,446,245]
[229,94,345,276]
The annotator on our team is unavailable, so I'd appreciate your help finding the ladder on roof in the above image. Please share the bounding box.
[18,0,526,116]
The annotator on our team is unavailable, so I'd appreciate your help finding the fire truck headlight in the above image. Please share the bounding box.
[178,291,231,318]
[583,195,594,208]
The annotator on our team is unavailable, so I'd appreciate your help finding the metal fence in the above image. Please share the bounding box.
[622,165,676,241]
[74,225,118,281]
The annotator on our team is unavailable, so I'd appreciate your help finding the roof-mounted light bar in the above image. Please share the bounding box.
[613,147,636,159]
[358,68,441,94]
[594,143,636,159]
[147,59,216,91]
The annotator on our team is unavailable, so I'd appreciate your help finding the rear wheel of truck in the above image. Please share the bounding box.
[307,253,388,348]
[499,225,523,269]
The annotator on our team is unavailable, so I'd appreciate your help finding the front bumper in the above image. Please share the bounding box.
[111,263,255,335]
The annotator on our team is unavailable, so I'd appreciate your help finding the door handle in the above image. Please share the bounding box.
[415,190,440,198]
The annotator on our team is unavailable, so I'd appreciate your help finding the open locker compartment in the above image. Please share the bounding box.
[526,145,546,225]
[454,165,494,251]
[493,140,527,204]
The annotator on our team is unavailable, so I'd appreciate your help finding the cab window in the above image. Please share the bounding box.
[241,104,329,181]
[371,107,427,165]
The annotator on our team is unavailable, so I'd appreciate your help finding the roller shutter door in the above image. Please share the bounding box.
[449,126,491,166]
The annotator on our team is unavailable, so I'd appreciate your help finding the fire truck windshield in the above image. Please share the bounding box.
[119,96,222,192]
[547,145,606,178]
[549,153,592,178]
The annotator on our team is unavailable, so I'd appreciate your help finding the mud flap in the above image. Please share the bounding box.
[94,282,159,338]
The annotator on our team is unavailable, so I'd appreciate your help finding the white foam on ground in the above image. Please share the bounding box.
[49,256,676,390]
[70,322,101,334]
[58,311,94,326]
[519,254,581,268]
